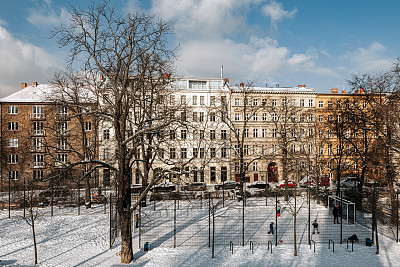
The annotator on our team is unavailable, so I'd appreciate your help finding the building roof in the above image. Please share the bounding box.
[0,84,56,103]
[231,85,317,94]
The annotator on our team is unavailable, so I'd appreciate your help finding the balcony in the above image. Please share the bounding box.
[30,162,46,168]
[30,129,45,136]
[29,113,46,120]
[30,146,45,152]
[54,161,70,168]
[56,114,70,121]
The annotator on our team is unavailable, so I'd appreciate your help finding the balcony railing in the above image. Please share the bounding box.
[54,161,70,168]
[30,162,46,168]
[30,146,44,152]
[29,113,46,120]
[30,129,45,136]
[56,114,70,121]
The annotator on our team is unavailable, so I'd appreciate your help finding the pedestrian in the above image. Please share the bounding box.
[312,220,319,234]
[268,222,274,234]
[333,205,340,224]
[277,200,281,217]
[135,213,139,228]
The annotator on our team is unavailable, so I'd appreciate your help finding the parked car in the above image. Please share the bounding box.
[340,177,359,188]
[184,182,207,191]
[246,181,270,189]
[277,180,296,189]
[215,181,240,190]
[151,182,176,192]
[299,176,316,188]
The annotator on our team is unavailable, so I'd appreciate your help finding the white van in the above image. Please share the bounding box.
[340,177,359,188]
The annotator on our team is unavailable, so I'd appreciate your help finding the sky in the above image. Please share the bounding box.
[0,0,400,98]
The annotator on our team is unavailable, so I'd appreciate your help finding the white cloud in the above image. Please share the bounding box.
[0,17,7,26]
[176,36,338,84]
[0,26,62,97]
[26,1,69,29]
[262,0,297,28]
[342,42,391,73]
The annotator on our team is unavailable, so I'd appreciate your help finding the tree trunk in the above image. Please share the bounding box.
[120,210,133,263]
[294,190,297,256]
[85,174,91,209]
[30,208,38,265]
[118,167,133,263]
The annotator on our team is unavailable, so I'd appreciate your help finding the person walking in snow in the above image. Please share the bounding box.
[277,200,282,217]
[333,205,340,224]
[312,220,319,234]
[268,222,274,234]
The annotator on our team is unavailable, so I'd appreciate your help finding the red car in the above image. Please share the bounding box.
[277,181,296,189]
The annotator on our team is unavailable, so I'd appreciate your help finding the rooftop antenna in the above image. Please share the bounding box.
[220,65,223,78]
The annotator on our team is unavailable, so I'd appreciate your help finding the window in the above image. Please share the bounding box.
[355,131,359,138]
[272,145,277,155]
[221,130,227,139]
[235,114,240,121]
[308,99,313,107]
[253,145,258,155]
[337,101,341,109]
[8,106,18,114]
[200,130,205,139]
[291,129,296,138]
[262,113,267,121]
[8,138,18,148]
[170,130,175,140]
[210,167,216,182]
[300,99,305,107]
[181,95,186,105]
[103,148,111,160]
[272,99,277,107]
[337,115,341,122]
[199,112,204,122]
[272,129,277,138]
[200,96,205,105]
[58,106,68,114]
[308,128,313,137]
[57,122,68,135]
[282,99,287,107]
[192,95,197,105]
[170,95,175,105]
[7,122,18,130]
[263,145,268,155]
[32,106,44,118]
[328,115,333,122]
[84,122,92,131]
[181,112,186,121]
[272,113,277,122]
[245,114,250,121]
[262,129,267,138]
[221,96,227,105]
[193,112,198,122]
[308,114,314,122]
[189,80,206,89]
[346,130,350,138]
[319,115,324,122]
[253,99,258,106]
[33,154,44,166]
[253,129,258,138]
[319,130,324,139]
[210,148,216,158]
[235,99,240,106]
[328,101,332,109]
[8,171,19,180]
[262,99,267,106]
[235,162,240,173]
[181,129,187,139]
[363,102,367,109]
[328,130,332,138]
[210,96,216,105]
[104,129,110,139]
[319,146,324,155]
[181,148,187,159]
[199,148,205,158]
[221,167,227,182]
[221,148,227,158]
[337,145,341,154]
[8,154,18,164]
[244,145,249,155]
[193,148,198,158]
[84,138,91,147]
[253,114,258,121]
[33,138,44,150]
[291,144,296,154]
[57,153,68,163]
[300,114,305,122]
[319,101,324,108]
[244,129,249,138]
[253,162,258,172]
[210,130,216,140]
[170,148,176,159]
[210,112,216,122]
[328,144,332,155]
[33,170,44,180]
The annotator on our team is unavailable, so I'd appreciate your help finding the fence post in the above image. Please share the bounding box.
[397,191,398,243]
[275,192,278,246]
[242,187,245,246]
[109,193,112,249]
[340,191,343,244]
[139,202,142,249]
[308,185,310,246]
[208,194,211,247]
[212,208,215,258]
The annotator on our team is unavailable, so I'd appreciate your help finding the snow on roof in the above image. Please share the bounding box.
[0,83,96,103]
[231,85,317,94]
[0,84,56,103]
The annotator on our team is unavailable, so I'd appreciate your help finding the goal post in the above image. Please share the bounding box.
[328,195,356,224]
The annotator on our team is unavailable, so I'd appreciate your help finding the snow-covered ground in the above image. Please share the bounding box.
[1,198,400,266]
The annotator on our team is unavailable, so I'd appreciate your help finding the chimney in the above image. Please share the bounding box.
[359,87,364,94]
[33,82,38,87]
[331,88,338,94]
[276,83,279,87]
[225,78,230,84]
[21,83,27,89]
[341,90,346,94]
[298,85,306,88]
[80,83,84,87]
[163,73,171,79]
[100,74,103,81]
[240,82,244,87]
[220,65,223,78]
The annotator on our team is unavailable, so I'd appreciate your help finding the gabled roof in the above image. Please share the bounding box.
[0,84,55,103]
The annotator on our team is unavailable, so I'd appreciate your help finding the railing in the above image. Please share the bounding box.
[249,241,254,254]
[30,129,45,136]
[229,241,234,254]
[29,113,46,120]
[328,239,334,253]
[267,240,273,254]
[310,240,316,253]
[30,162,45,168]
[54,161,70,168]
[347,239,354,252]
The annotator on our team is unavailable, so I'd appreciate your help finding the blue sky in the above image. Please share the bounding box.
[0,0,399,97]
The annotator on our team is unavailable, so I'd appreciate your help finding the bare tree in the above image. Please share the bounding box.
[52,1,178,263]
